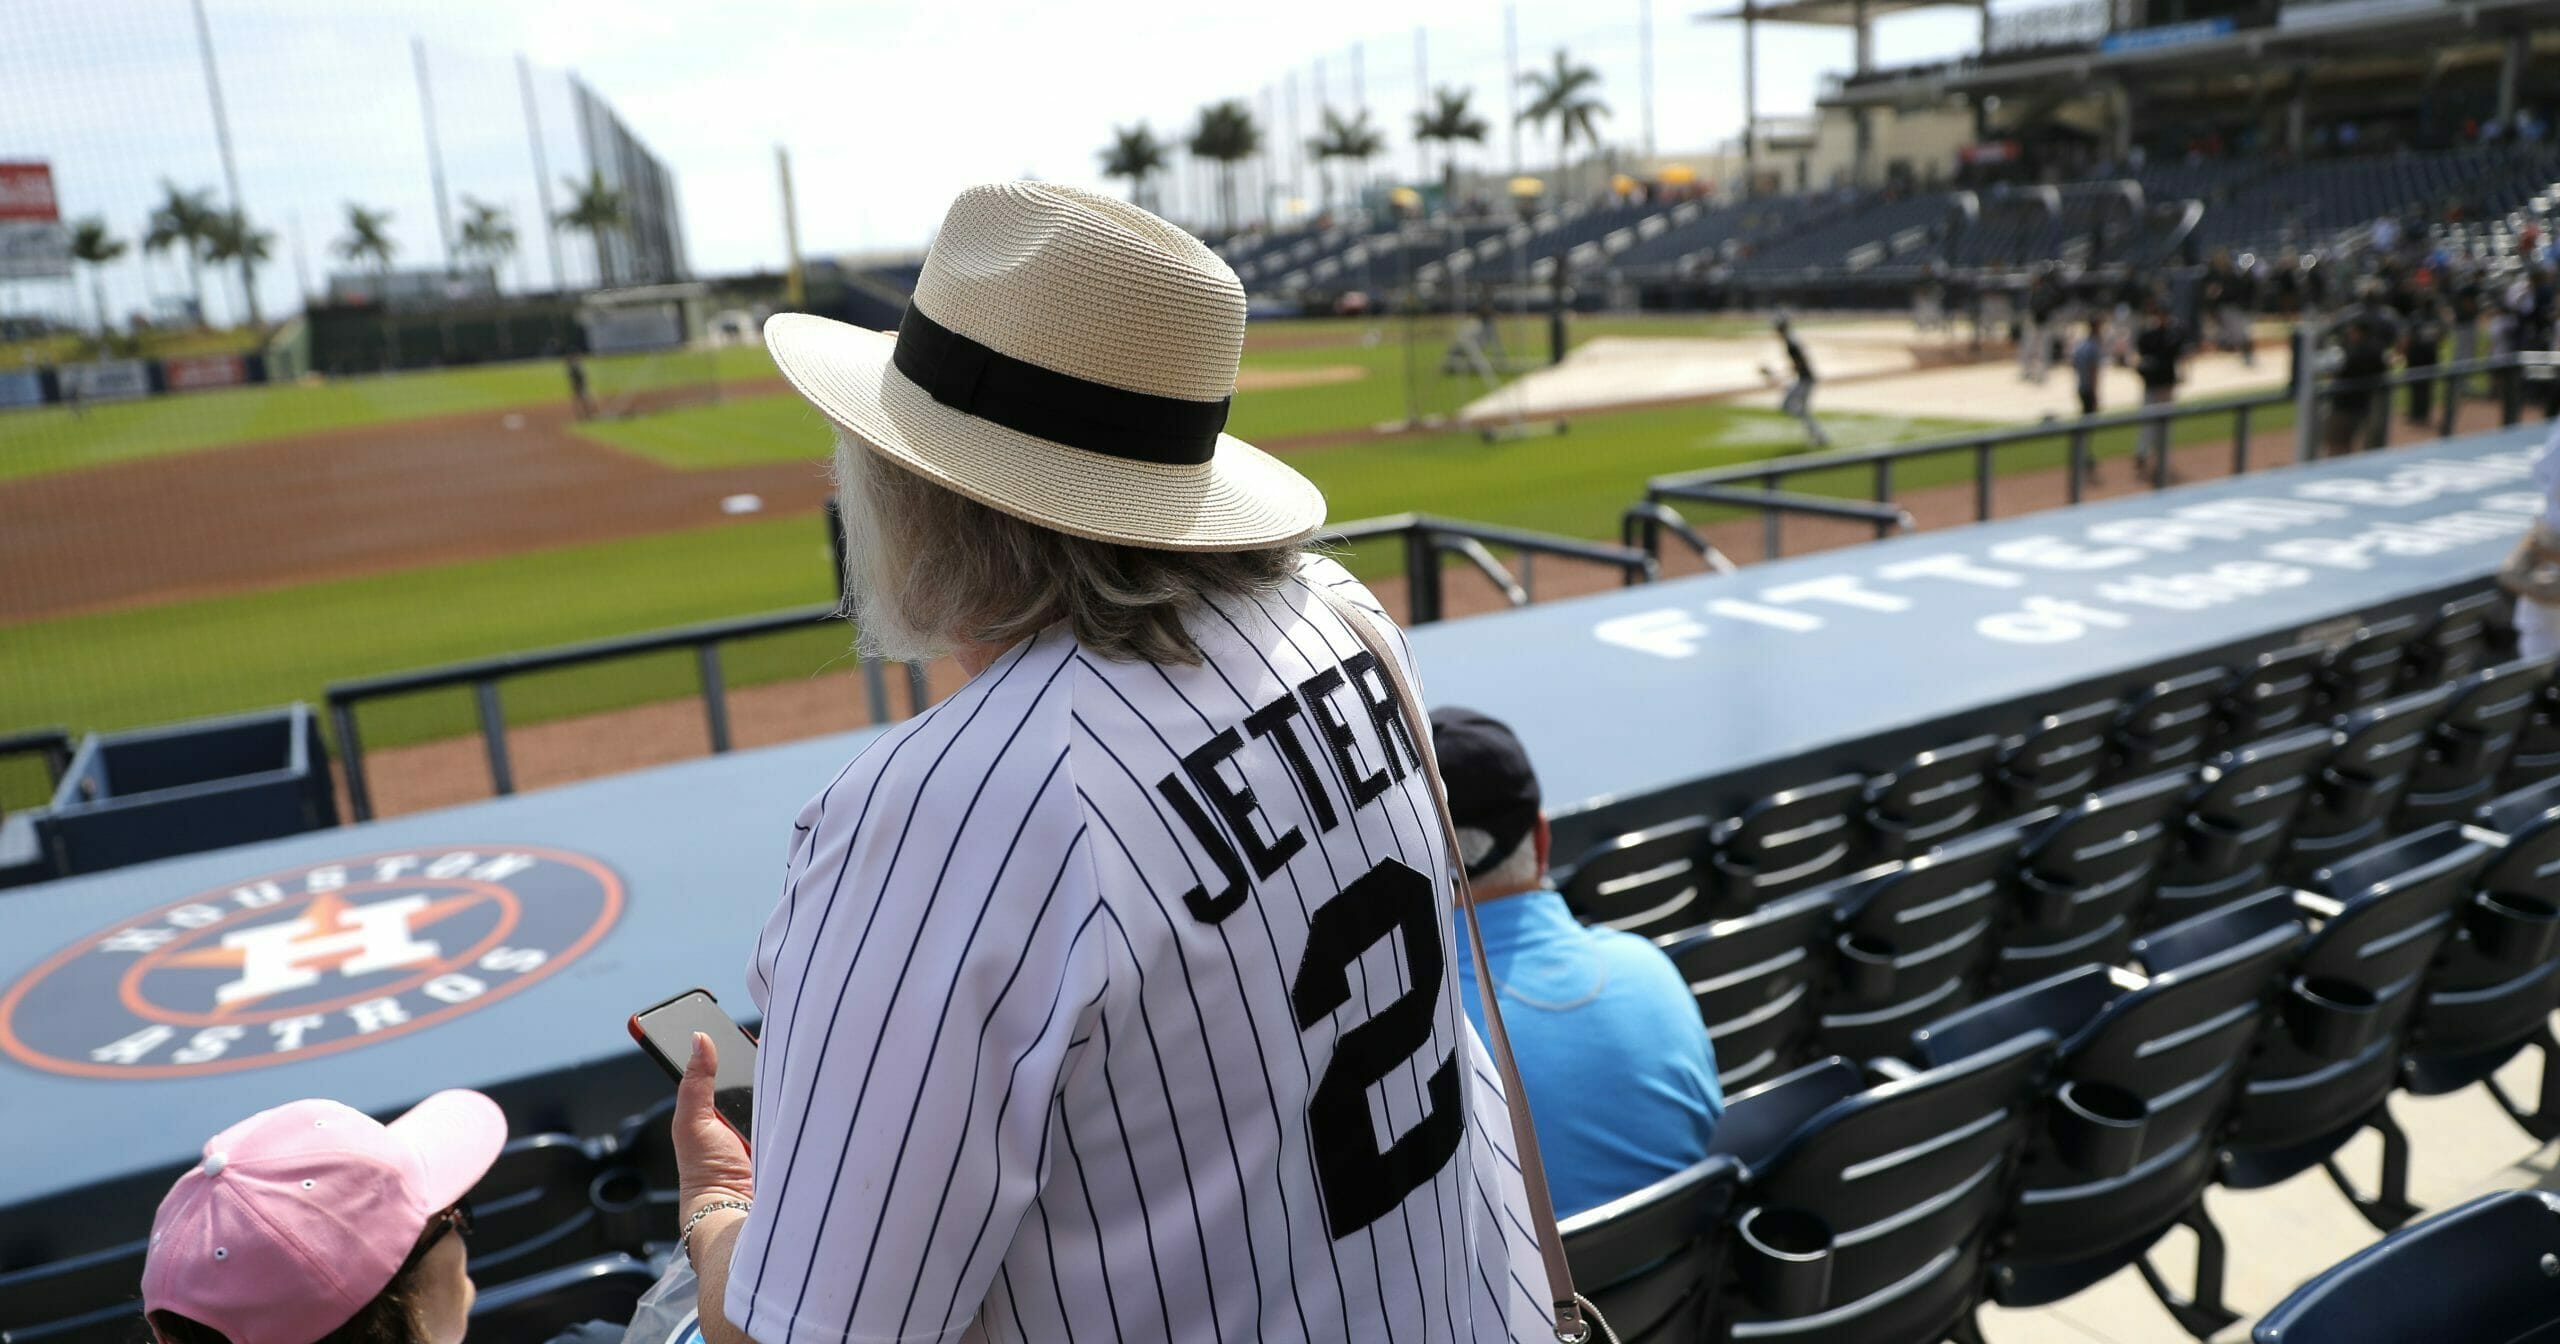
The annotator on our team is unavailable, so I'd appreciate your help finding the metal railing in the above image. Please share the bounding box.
[327,605,928,822]
[1324,513,1658,624]
[1631,350,2552,564]
[326,513,1652,820]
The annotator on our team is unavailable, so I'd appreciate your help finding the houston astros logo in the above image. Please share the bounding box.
[0,847,622,1079]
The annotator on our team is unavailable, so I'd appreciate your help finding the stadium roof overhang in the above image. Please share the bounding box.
[1820,0,2555,107]
[1696,0,1982,25]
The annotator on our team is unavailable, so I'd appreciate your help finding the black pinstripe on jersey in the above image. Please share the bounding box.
[727,557,1547,1343]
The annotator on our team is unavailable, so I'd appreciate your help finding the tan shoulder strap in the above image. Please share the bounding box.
[1313,583,1594,1344]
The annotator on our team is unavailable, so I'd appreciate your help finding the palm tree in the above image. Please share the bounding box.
[335,203,397,281]
[335,203,399,366]
[1518,48,1611,198]
[1307,107,1386,215]
[457,196,519,281]
[68,218,126,341]
[199,211,273,329]
[1099,124,1168,214]
[143,181,219,327]
[1412,87,1491,215]
[556,169,628,289]
[1188,101,1261,233]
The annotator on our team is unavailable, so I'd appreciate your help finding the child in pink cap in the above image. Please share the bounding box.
[139,1091,507,1344]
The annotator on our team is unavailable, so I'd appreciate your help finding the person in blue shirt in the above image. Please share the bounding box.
[1432,705,1725,1218]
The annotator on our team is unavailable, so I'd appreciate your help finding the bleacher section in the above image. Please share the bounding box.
[0,429,2549,1341]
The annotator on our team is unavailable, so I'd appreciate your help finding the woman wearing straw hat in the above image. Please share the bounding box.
[668,183,1578,1344]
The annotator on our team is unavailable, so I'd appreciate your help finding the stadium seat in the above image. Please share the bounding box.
[1710,774,1867,914]
[2498,657,2560,794]
[465,1132,617,1285]
[2222,824,2500,1230]
[2412,779,2560,1141]
[2283,682,2460,884]
[1995,698,2122,817]
[2312,614,2423,719]
[608,1096,683,1240]
[467,1253,658,1338]
[2150,728,2337,929]
[1557,1156,1743,1344]
[2399,590,2510,693]
[2396,658,2553,828]
[1705,1035,2050,1344]
[1861,734,2000,862]
[1912,894,2306,1339]
[1810,827,2012,1062]
[1660,890,1835,1091]
[1557,815,1713,942]
[2219,643,2327,746]
[2108,668,2236,785]
[2251,1190,2560,1344]
[0,1238,145,1344]
[1995,770,2192,987]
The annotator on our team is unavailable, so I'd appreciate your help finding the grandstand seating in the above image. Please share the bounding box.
[2250,1189,2560,1344]
[1558,1156,1742,1343]
[1535,581,2560,1340]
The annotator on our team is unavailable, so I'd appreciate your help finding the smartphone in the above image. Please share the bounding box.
[629,988,757,1145]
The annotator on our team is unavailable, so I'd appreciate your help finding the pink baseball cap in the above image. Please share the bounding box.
[141,1091,507,1344]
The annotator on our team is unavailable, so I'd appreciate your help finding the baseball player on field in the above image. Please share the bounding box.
[667,183,1555,1344]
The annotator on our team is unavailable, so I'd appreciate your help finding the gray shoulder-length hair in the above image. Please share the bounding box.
[834,435,1305,666]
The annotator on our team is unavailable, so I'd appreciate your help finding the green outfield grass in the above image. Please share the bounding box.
[0,343,778,482]
[1,398,1960,791]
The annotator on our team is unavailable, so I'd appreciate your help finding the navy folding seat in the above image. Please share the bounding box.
[1711,774,1868,915]
[2150,728,2336,929]
[1557,816,1713,942]
[2400,589,2509,692]
[2498,656,2560,794]
[1705,1036,2050,1344]
[601,1098,680,1250]
[0,1238,146,1344]
[2312,613,2423,718]
[465,1132,616,1284]
[2218,642,2326,746]
[1995,770,2191,987]
[1660,891,1834,1091]
[2252,1190,2560,1344]
[1911,896,2305,1340]
[1558,1156,1744,1344]
[1995,698,2120,817]
[2283,682,2459,884]
[468,1253,658,1337]
[2107,668,2234,785]
[1862,735,2000,862]
[2398,658,2553,828]
[1811,827,2013,1063]
[2217,824,2499,1231]
[2402,781,2560,1142]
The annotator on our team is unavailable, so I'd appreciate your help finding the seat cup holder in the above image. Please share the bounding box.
[1736,1206,1835,1317]
[2051,1080,2151,1179]
[2183,820,2249,879]
[2285,974,2384,1060]
[589,1166,651,1247]
[2471,891,2560,967]
[2017,871,2077,934]
[1837,932,1897,1001]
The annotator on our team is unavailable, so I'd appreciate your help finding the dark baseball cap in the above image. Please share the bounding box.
[1428,706,1542,879]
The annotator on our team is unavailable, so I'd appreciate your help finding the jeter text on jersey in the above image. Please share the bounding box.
[1155,646,1426,924]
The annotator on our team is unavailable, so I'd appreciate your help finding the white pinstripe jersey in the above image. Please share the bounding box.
[728,557,1552,1343]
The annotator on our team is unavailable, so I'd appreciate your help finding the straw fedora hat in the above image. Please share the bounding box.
[764,182,1325,551]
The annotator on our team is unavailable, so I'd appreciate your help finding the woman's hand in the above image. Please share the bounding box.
[674,1032,755,1224]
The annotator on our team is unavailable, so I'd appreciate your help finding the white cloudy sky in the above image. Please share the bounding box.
[1,0,1982,326]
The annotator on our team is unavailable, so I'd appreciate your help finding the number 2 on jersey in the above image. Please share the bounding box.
[1290,857,1462,1239]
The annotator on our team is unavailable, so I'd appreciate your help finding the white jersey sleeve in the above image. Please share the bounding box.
[728,639,1112,1344]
